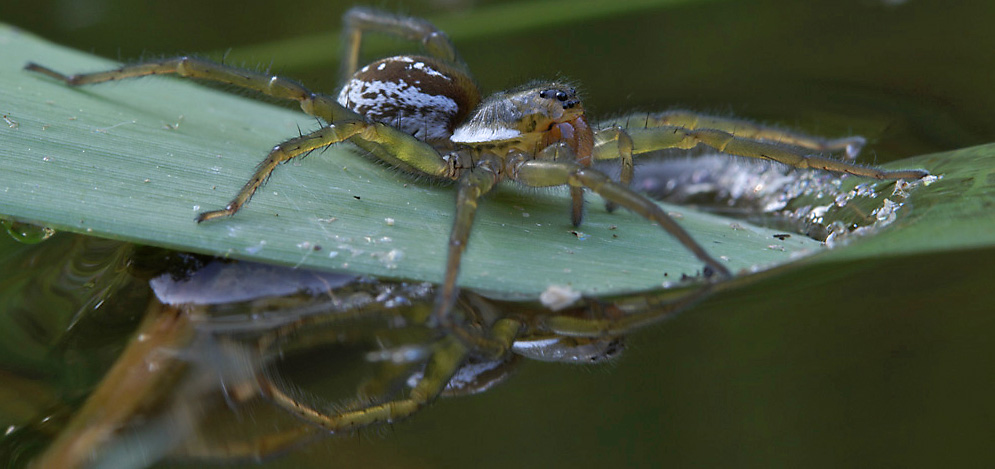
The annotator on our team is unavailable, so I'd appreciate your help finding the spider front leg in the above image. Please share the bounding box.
[510,155,733,279]
[594,124,929,180]
[429,153,527,357]
[197,121,455,222]
[196,123,365,222]
[341,7,464,80]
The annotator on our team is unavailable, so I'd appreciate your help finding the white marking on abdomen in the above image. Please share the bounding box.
[412,61,449,80]
[337,78,459,140]
[451,124,522,143]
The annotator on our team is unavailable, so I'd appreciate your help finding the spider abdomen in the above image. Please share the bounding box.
[337,56,479,143]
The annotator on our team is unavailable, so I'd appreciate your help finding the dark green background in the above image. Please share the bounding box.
[1,0,993,467]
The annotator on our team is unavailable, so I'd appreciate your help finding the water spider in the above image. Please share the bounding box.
[24,6,930,438]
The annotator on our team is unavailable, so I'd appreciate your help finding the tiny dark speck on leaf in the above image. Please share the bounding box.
[353,195,361,200]
[773,233,791,240]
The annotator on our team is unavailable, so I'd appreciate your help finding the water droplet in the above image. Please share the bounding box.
[245,240,266,254]
[1,219,56,244]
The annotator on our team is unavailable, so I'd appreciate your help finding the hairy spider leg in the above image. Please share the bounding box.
[25,57,356,123]
[550,119,597,227]
[262,334,467,432]
[196,125,361,221]
[592,124,929,180]
[427,154,535,357]
[341,7,464,82]
[606,111,868,159]
[590,112,867,212]
[434,159,499,321]
[510,155,733,279]
[195,121,452,221]
[592,125,635,213]
[258,320,524,435]
[237,265,523,439]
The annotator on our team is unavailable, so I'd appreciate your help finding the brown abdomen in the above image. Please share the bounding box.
[336,56,479,144]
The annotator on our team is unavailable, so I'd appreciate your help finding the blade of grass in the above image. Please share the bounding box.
[2,23,993,299]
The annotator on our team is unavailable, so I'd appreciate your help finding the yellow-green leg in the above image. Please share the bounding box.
[341,7,464,80]
[537,142,594,226]
[592,125,635,213]
[25,57,356,123]
[511,159,733,279]
[195,120,456,221]
[430,154,531,357]
[595,125,928,180]
[433,158,500,323]
[196,123,365,222]
[259,334,468,432]
[253,292,522,435]
[605,110,867,159]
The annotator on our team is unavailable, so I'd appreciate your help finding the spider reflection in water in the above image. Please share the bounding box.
[25,6,929,454]
[32,258,713,464]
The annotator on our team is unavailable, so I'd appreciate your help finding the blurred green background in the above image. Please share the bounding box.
[1,0,993,467]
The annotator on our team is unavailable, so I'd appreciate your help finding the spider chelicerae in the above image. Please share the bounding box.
[26,7,929,435]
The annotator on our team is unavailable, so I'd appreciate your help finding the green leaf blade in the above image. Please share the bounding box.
[4,23,992,299]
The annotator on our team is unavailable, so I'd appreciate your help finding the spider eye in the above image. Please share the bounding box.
[555,91,568,101]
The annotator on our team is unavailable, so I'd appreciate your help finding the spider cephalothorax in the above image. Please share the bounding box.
[25,6,930,437]
[450,83,594,164]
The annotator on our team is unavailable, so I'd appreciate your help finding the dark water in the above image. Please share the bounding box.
[2,0,993,467]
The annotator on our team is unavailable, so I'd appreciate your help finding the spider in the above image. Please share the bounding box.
[25,6,929,437]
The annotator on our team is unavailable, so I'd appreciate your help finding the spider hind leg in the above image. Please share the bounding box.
[607,111,867,159]
[592,119,929,180]
[341,7,465,81]
[25,58,357,123]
